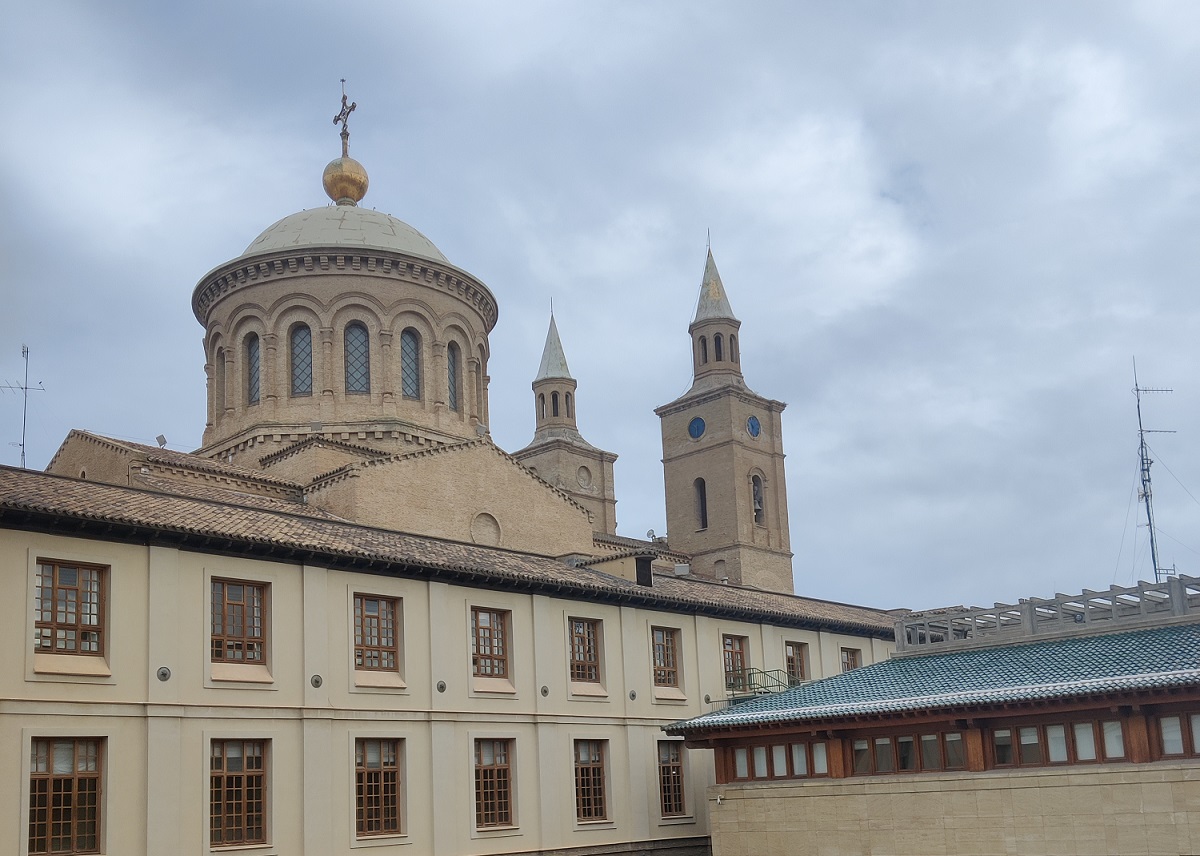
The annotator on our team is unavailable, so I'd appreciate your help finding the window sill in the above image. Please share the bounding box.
[569,680,608,699]
[574,819,617,830]
[352,832,410,848]
[658,815,696,826]
[33,652,111,677]
[210,843,276,854]
[471,825,521,840]
[652,686,688,703]
[210,662,274,685]
[354,670,407,690]
[472,676,517,695]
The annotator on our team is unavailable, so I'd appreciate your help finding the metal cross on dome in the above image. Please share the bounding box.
[333,79,357,132]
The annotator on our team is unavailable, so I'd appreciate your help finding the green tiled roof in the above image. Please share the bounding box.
[668,622,1200,734]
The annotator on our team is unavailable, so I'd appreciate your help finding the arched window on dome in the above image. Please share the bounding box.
[400,328,422,400]
[752,474,765,526]
[694,478,708,531]
[714,333,724,362]
[552,391,560,417]
[699,336,708,365]
[214,348,227,415]
[730,334,739,363]
[447,342,461,412]
[290,325,313,397]
[245,333,261,406]
[344,323,371,395]
[565,392,573,419]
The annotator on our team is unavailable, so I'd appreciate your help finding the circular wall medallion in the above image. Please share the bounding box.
[437,680,447,693]
[310,674,323,688]
[156,666,171,682]
[688,416,706,439]
[541,685,550,697]
[577,466,592,488]
[747,415,761,438]
[629,689,637,701]
[470,512,501,546]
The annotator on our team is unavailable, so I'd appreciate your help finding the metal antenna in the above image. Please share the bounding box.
[1132,358,1176,583]
[1,345,46,469]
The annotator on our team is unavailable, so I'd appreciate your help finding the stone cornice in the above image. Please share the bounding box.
[654,384,787,418]
[191,247,498,332]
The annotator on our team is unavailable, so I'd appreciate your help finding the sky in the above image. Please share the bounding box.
[2,2,1199,612]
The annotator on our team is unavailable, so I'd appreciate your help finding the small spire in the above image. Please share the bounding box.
[333,78,357,158]
[693,248,737,323]
[535,314,573,381]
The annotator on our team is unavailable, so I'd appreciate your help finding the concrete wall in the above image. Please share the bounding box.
[706,764,1200,856]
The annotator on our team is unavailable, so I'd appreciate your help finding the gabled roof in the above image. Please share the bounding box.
[0,465,894,636]
[668,621,1200,734]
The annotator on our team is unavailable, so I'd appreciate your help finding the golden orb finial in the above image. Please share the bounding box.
[324,80,368,206]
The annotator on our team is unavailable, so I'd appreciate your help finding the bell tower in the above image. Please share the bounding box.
[655,251,793,592]
[513,315,618,535]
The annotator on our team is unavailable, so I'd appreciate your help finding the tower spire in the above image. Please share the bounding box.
[693,248,737,323]
[535,314,573,382]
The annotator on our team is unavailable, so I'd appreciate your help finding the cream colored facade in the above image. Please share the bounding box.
[0,514,892,855]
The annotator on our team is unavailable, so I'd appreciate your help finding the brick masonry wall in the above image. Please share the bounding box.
[707,763,1200,856]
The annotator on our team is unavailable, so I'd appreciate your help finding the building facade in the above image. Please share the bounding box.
[1,115,896,855]
[668,576,1200,856]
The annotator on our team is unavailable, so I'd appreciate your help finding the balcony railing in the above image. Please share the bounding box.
[709,668,802,710]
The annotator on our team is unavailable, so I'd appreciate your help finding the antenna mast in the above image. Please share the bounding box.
[1132,358,1176,583]
[1,345,45,469]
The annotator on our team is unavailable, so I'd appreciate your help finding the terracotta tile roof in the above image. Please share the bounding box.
[51,430,302,490]
[133,475,345,521]
[257,436,392,467]
[0,465,893,637]
[668,621,1200,735]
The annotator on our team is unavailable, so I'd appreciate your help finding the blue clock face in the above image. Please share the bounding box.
[747,416,761,437]
[688,417,706,439]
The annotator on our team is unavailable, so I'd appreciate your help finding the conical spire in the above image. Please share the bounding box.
[535,314,573,381]
[692,249,737,323]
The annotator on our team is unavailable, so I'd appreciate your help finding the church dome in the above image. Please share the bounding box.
[241,206,449,263]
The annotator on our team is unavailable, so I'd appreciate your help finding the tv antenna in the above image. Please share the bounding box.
[1132,358,1176,584]
[1,345,46,469]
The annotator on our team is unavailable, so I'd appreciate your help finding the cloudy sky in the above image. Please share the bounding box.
[3,2,1199,611]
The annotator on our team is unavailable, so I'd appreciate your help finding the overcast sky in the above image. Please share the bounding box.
[3,2,1199,612]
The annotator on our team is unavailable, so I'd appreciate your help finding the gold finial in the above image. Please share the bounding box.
[323,79,368,206]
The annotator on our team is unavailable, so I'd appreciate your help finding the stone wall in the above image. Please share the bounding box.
[707,763,1200,856]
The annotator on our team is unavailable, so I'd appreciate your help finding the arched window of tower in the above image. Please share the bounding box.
[752,474,765,526]
[694,478,708,530]
[552,392,560,417]
[214,348,227,414]
[730,334,738,363]
[538,393,546,419]
[699,336,708,365]
[245,333,261,406]
[447,342,461,412]
[565,392,573,419]
[290,324,313,397]
[400,329,422,400]
[344,323,371,394]
[714,333,724,362]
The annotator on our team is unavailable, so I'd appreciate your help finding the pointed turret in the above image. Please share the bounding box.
[688,249,744,386]
[513,313,619,534]
[535,315,573,381]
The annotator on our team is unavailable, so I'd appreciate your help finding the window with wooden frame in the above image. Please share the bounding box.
[651,626,680,687]
[729,739,829,781]
[471,607,509,678]
[355,738,402,837]
[211,580,266,663]
[990,719,1125,768]
[784,641,807,685]
[354,595,399,672]
[722,634,749,691]
[850,731,966,775]
[657,741,685,817]
[569,618,601,683]
[34,560,106,656]
[29,738,102,856]
[840,647,861,673]
[573,740,607,821]
[210,739,266,846]
[474,739,513,828]
[1157,710,1200,758]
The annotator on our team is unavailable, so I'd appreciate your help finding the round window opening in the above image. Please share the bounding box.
[747,415,761,438]
[577,466,593,488]
[688,416,706,439]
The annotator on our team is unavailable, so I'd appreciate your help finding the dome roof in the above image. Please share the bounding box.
[241,206,448,263]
